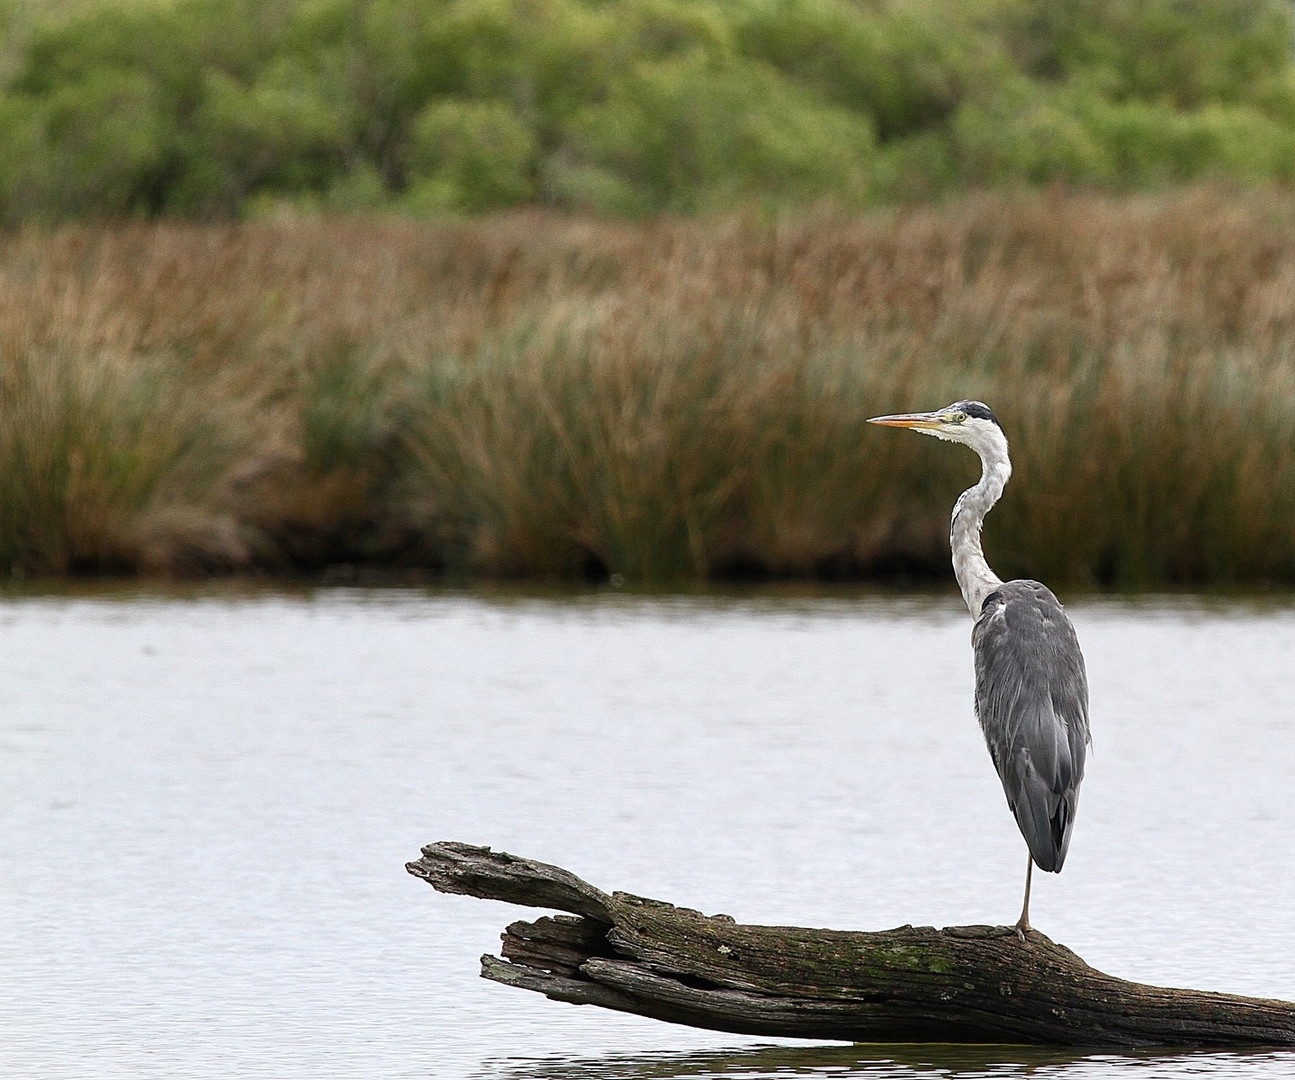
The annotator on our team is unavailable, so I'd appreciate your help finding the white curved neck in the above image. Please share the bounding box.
[951,441,1011,617]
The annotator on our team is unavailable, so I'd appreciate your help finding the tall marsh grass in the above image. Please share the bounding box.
[0,349,247,575]
[4,189,1295,585]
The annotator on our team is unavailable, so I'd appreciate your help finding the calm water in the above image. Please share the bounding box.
[3,587,1295,1079]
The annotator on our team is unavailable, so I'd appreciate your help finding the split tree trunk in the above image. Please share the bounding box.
[407,841,1295,1047]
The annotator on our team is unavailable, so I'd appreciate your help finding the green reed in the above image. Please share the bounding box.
[0,350,246,575]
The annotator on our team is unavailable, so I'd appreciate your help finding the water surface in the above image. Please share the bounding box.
[2,587,1293,1078]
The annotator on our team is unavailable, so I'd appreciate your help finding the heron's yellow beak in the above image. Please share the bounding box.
[866,411,945,430]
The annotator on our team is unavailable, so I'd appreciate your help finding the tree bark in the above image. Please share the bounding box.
[407,841,1295,1047]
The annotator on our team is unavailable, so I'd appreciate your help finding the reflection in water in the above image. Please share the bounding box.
[486,1043,1295,1079]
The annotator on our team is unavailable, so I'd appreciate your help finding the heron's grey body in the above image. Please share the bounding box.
[973,579,1088,873]
[868,399,1090,931]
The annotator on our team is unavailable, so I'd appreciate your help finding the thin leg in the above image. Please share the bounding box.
[1015,852,1033,940]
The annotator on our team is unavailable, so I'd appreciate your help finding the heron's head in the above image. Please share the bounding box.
[867,400,1007,460]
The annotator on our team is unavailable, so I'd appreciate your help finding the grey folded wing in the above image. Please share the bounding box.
[973,579,1091,872]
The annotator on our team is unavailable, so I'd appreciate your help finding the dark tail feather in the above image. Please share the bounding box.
[1010,756,1078,873]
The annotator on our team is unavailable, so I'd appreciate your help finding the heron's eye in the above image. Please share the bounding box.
[950,411,968,423]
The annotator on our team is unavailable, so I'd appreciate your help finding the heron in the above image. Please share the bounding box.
[867,400,1090,936]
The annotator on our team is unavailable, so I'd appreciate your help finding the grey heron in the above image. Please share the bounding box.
[867,401,1090,936]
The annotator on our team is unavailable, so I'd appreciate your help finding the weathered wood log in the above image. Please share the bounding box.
[408,841,1295,1047]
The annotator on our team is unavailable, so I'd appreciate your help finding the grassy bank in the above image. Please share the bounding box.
[4,188,1295,586]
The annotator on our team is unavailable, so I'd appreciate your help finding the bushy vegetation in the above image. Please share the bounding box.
[3,191,1295,586]
[3,0,1295,221]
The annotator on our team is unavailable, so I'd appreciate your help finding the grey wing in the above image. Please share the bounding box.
[972,579,1090,873]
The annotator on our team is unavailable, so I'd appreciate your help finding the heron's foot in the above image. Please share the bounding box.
[1014,917,1030,942]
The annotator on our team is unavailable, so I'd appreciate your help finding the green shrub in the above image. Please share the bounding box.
[17,69,172,218]
[414,0,620,129]
[953,82,1112,185]
[1080,98,1295,185]
[405,98,536,212]
[575,48,875,213]
[731,0,982,139]
[3,0,1295,219]
[1006,0,1293,108]
[181,61,347,211]
[0,95,47,224]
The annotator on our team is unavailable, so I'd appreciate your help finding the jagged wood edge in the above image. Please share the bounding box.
[407,841,1295,1047]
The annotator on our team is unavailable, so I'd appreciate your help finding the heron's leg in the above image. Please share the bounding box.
[1015,853,1033,940]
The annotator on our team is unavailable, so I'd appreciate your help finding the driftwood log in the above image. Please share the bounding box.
[408,841,1295,1047]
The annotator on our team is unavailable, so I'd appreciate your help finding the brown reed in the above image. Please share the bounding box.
[2,188,1295,584]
